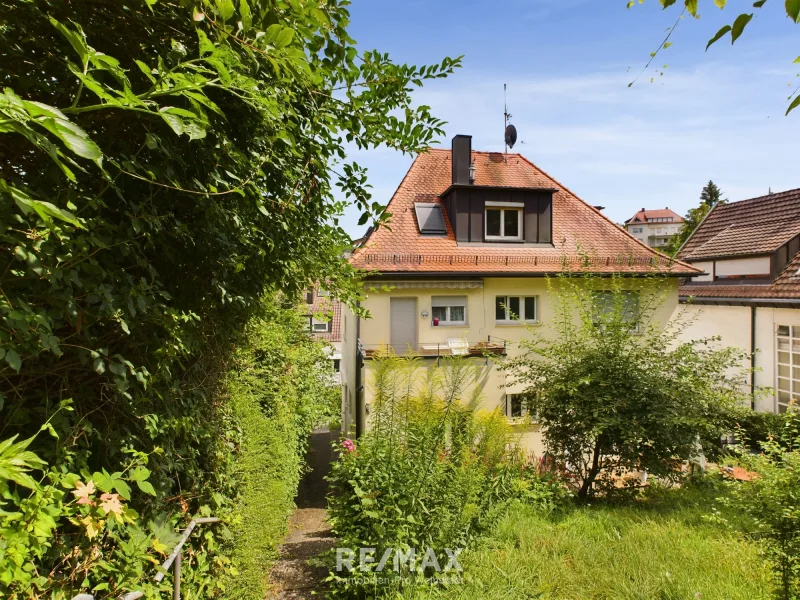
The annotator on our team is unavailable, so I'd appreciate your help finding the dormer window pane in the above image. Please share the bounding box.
[486,209,502,237]
[504,210,519,237]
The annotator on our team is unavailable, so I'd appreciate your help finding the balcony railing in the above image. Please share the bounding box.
[361,336,507,359]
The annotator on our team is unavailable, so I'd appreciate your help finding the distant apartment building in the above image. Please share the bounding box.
[305,286,343,386]
[624,208,684,249]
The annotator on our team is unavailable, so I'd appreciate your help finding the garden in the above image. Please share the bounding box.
[324,277,800,600]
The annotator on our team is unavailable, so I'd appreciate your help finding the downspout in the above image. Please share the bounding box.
[355,303,365,438]
[750,306,756,410]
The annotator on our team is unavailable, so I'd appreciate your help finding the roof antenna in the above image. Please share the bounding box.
[504,84,517,163]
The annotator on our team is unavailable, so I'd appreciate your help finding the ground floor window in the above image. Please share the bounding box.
[777,325,800,412]
[504,393,528,420]
[431,296,467,325]
[495,295,538,323]
[592,290,640,332]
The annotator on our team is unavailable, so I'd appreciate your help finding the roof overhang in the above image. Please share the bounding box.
[680,295,800,308]
[362,271,693,279]
[439,183,558,198]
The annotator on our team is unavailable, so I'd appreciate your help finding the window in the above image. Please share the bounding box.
[431,296,467,325]
[312,318,330,332]
[592,290,640,332]
[777,325,800,413]
[414,203,447,235]
[305,289,314,304]
[485,204,522,241]
[504,394,528,420]
[333,359,341,373]
[317,288,329,297]
[631,227,642,234]
[495,295,538,323]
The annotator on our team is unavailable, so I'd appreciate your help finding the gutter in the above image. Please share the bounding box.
[680,295,800,308]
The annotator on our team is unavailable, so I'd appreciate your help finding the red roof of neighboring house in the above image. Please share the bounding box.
[349,149,699,275]
[679,188,800,261]
[625,208,685,225]
[310,295,342,342]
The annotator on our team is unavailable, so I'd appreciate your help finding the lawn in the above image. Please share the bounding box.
[401,482,773,600]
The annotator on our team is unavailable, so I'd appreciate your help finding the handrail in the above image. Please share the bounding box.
[71,516,220,600]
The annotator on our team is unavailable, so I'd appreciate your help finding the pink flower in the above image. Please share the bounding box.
[341,439,355,453]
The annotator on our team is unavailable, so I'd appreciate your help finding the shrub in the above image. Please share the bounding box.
[724,410,800,600]
[504,273,750,498]
[326,355,557,598]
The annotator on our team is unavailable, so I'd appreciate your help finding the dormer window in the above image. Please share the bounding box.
[485,202,523,241]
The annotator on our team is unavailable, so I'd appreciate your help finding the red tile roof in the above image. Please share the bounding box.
[680,251,800,301]
[625,208,685,225]
[679,188,800,261]
[310,295,342,342]
[350,149,699,275]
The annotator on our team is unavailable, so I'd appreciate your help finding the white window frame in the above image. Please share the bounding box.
[776,325,800,413]
[485,202,523,241]
[504,393,529,421]
[495,295,538,324]
[311,318,330,332]
[431,296,467,326]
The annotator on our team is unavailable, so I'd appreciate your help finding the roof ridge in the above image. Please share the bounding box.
[718,187,800,208]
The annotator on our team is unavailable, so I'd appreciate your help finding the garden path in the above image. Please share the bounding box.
[267,427,337,599]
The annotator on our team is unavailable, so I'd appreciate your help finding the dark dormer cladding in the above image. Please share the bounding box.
[414,203,447,235]
[442,135,554,245]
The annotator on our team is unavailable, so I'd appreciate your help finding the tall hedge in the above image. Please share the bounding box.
[0,0,457,596]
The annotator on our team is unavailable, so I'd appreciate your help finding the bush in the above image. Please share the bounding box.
[504,273,750,498]
[326,355,565,598]
[724,410,800,600]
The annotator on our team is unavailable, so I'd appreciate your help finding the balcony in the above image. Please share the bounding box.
[360,336,507,360]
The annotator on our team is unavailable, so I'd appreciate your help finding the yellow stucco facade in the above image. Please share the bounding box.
[341,276,680,454]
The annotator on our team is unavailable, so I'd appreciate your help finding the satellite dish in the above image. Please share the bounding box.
[505,124,517,149]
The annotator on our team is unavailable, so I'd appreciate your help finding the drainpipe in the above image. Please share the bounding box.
[355,303,365,438]
[750,306,756,411]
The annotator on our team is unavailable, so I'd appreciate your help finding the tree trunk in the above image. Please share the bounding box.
[578,442,602,500]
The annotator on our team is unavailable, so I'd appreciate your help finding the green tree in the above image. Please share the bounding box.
[504,274,749,499]
[0,0,460,596]
[665,179,726,255]
[628,1,800,115]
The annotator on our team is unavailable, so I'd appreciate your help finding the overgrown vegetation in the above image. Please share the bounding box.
[224,299,339,598]
[722,409,800,600]
[505,274,750,498]
[326,355,567,598]
[0,0,457,596]
[400,482,773,600]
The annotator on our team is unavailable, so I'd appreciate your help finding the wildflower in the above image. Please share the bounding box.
[341,439,355,453]
[99,492,123,516]
[72,480,96,506]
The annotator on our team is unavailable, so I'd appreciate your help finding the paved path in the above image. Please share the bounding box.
[267,428,337,599]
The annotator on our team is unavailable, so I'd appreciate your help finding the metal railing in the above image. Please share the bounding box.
[72,516,219,600]
[361,335,508,360]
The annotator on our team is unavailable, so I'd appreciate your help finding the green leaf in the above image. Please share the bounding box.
[714,0,727,6]
[239,0,252,30]
[48,17,89,66]
[787,94,800,115]
[684,0,699,16]
[215,0,235,21]
[197,30,216,57]
[660,0,678,7]
[274,28,295,48]
[787,0,800,22]
[706,25,732,50]
[731,13,754,43]
[113,478,131,499]
[4,349,21,373]
[2,180,84,228]
[39,117,102,162]
[136,479,157,496]
[753,0,767,6]
[93,357,106,375]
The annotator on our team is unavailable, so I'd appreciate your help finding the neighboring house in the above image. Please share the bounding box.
[306,286,343,386]
[676,188,800,413]
[624,207,685,249]
[340,135,700,448]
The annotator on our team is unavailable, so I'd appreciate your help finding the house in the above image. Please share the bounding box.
[676,188,800,413]
[340,135,701,449]
[306,286,343,385]
[624,207,685,249]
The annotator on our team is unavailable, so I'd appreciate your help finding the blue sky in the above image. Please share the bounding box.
[336,0,798,239]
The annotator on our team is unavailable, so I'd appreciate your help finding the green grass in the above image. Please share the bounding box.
[402,483,773,600]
